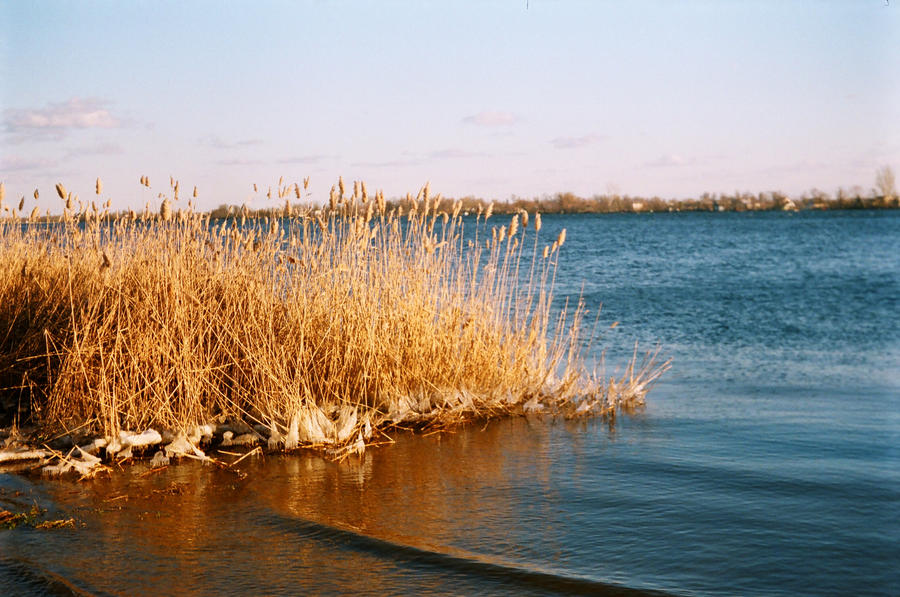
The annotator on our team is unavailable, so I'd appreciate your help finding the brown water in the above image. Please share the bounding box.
[2,418,659,596]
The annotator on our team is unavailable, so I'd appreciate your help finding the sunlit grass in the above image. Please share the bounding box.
[0,178,668,460]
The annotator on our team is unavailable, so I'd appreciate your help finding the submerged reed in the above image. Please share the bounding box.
[0,178,668,460]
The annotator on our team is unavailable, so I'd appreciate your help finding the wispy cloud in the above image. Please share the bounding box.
[64,141,125,159]
[645,154,692,167]
[216,154,327,167]
[354,148,484,168]
[217,158,264,166]
[550,134,603,149]
[0,156,58,171]
[200,135,264,149]
[3,98,121,141]
[276,155,328,165]
[462,111,520,127]
[754,158,831,176]
[427,149,484,159]
[352,159,422,169]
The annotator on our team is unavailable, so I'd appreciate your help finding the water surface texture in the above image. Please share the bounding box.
[2,210,898,596]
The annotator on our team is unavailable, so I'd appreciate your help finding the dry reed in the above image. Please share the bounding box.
[0,178,669,459]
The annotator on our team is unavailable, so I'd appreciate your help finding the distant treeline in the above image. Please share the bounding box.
[197,188,898,221]
[388,189,898,216]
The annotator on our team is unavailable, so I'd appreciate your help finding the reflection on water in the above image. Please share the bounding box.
[1,418,665,596]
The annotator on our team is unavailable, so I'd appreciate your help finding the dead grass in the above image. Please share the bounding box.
[0,178,669,455]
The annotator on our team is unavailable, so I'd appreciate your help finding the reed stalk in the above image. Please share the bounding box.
[0,178,669,455]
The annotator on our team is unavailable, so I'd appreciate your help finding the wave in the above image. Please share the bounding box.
[258,512,673,596]
[0,555,112,597]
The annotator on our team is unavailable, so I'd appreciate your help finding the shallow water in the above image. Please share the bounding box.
[2,210,898,595]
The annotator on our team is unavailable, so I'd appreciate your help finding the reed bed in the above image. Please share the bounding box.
[0,178,668,465]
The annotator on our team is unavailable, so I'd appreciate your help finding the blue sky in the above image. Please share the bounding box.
[1,1,898,211]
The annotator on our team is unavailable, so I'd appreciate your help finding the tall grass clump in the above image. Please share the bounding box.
[0,178,668,457]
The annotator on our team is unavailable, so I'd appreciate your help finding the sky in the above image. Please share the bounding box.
[1,1,898,212]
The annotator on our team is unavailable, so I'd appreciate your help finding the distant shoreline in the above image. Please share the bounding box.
[386,191,899,217]
[19,199,898,224]
[207,192,898,219]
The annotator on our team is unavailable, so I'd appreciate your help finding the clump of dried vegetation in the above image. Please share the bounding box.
[0,177,668,471]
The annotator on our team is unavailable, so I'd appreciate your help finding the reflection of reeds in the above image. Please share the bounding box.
[0,178,669,453]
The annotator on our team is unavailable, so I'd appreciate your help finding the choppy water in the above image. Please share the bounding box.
[2,210,898,596]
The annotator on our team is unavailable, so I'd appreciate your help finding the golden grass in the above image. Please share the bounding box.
[0,178,669,455]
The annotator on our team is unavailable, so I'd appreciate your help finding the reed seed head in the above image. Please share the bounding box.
[56,183,67,200]
[96,177,103,195]
[160,198,172,221]
[34,189,39,200]
[508,214,519,238]
[18,196,25,211]
[534,213,542,232]
[556,228,566,247]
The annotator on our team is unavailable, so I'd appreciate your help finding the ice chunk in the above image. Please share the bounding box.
[335,406,358,443]
[284,414,300,450]
[523,397,545,413]
[149,450,170,468]
[164,433,206,460]
[123,429,162,449]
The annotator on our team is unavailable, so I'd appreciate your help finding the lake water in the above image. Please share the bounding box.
[2,210,898,596]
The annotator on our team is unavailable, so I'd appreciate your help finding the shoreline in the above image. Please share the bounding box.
[0,179,669,478]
